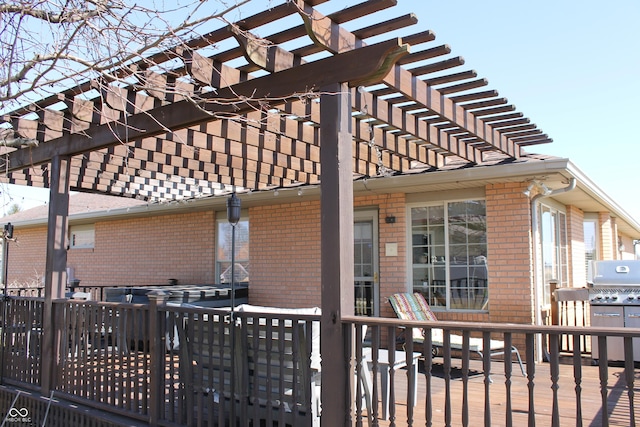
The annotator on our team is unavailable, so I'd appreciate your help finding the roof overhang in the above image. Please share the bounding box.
[9,154,640,238]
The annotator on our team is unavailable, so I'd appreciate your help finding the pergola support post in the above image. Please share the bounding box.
[41,154,71,394]
[320,82,354,427]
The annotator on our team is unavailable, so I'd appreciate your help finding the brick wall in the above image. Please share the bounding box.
[619,234,637,260]
[484,182,534,325]
[249,193,407,312]
[5,226,47,286]
[69,211,216,287]
[249,199,322,308]
[8,211,217,289]
[598,212,614,260]
[566,205,586,287]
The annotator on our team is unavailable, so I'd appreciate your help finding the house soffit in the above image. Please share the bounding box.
[0,0,552,204]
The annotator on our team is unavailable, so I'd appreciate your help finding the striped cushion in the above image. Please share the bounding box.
[389,293,439,343]
[389,293,438,322]
[389,293,504,352]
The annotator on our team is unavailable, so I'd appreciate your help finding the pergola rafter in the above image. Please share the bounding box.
[1,0,550,202]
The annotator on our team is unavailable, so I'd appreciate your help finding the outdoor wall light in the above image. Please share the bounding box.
[226,192,241,225]
[3,223,13,239]
[523,182,535,197]
[523,180,551,197]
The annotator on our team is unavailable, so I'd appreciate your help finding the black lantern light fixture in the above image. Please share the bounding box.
[227,192,242,225]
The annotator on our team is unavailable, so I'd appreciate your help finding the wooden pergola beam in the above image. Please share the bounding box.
[295,2,521,160]
[3,39,409,173]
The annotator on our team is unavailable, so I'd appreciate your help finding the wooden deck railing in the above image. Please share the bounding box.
[1,294,639,427]
[0,296,43,389]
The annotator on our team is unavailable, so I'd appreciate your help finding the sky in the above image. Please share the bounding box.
[397,1,640,220]
[1,0,639,220]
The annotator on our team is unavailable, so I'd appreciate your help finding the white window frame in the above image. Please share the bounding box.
[538,203,568,306]
[69,224,95,249]
[407,198,488,312]
[215,212,250,284]
[354,209,380,316]
[583,214,599,281]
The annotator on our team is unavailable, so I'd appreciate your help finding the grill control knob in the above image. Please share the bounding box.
[629,294,636,300]
[595,294,604,300]
[611,294,618,301]
[604,295,610,300]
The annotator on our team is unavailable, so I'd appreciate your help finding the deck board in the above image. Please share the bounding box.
[361,357,639,427]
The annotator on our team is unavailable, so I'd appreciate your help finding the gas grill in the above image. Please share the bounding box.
[588,260,640,362]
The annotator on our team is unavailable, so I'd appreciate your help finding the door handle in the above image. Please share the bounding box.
[593,313,621,317]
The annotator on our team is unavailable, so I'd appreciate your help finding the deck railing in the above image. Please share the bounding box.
[1,294,639,427]
[0,296,43,388]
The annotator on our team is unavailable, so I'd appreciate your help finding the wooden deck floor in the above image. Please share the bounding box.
[11,299,639,426]
[51,341,638,426]
[364,357,639,427]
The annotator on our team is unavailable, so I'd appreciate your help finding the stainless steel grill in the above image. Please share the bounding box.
[588,260,640,362]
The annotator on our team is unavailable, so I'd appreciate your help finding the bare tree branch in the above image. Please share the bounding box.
[0,3,102,23]
[0,0,255,109]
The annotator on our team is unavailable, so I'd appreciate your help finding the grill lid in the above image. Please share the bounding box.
[589,260,640,286]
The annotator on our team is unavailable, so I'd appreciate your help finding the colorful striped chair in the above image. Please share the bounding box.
[389,292,525,376]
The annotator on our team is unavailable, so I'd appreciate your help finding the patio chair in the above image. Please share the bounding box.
[174,311,242,425]
[236,304,321,427]
[236,305,371,427]
[389,293,525,376]
[177,305,322,426]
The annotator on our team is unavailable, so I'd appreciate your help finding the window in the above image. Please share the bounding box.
[583,218,598,280]
[216,219,250,284]
[410,200,488,311]
[69,224,95,249]
[354,211,379,316]
[539,205,568,305]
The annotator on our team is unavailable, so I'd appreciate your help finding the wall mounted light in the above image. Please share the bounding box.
[523,180,551,197]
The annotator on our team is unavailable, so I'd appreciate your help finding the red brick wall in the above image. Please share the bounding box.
[566,205,585,287]
[249,193,407,311]
[484,182,534,325]
[8,211,217,289]
[69,211,216,287]
[599,212,614,260]
[249,199,321,308]
[619,233,637,260]
[5,226,47,286]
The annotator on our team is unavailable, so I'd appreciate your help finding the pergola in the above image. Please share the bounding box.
[0,1,550,424]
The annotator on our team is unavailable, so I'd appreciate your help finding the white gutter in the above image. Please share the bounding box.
[531,177,577,362]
